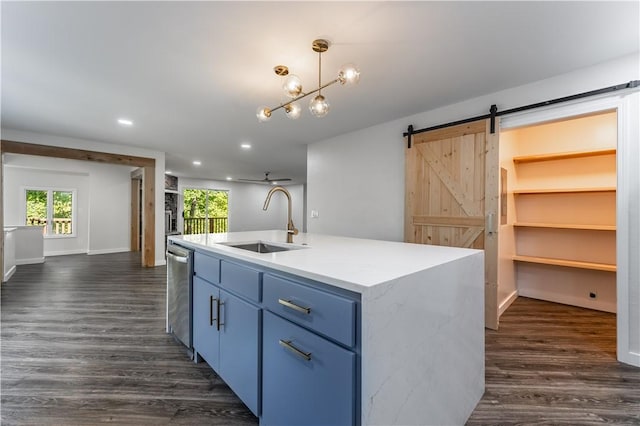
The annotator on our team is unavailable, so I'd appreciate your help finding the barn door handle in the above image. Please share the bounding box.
[487,213,496,235]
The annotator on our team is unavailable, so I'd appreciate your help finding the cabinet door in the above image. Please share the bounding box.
[262,311,356,426]
[193,277,220,371]
[218,289,261,416]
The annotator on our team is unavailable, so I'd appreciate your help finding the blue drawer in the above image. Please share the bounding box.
[220,260,262,303]
[194,252,220,284]
[262,311,356,426]
[263,274,356,348]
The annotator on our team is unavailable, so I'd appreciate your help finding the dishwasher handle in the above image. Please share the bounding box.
[167,251,189,264]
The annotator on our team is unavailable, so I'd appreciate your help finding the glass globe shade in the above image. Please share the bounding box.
[256,106,271,122]
[309,95,330,118]
[338,64,361,85]
[285,103,302,120]
[282,74,303,98]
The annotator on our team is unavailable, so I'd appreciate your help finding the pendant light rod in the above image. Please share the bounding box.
[267,78,340,114]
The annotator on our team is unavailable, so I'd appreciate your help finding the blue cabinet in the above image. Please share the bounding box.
[190,249,360,425]
[218,288,261,416]
[192,277,261,416]
[263,274,356,348]
[262,311,356,426]
[193,276,220,370]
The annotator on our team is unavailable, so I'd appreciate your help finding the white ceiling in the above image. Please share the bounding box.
[2,1,638,184]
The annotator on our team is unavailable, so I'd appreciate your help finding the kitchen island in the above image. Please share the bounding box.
[169,230,484,425]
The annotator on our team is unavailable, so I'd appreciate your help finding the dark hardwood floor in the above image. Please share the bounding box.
[2,253,639,425]
[1,252,258,425]
[467,297,640,425]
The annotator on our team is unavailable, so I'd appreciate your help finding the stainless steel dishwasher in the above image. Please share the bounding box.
[166,242,193,353]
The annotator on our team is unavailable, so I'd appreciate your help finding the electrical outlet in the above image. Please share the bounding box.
[589,291,597,299]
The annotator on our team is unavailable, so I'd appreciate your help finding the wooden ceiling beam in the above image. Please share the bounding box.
[1,140,155,168]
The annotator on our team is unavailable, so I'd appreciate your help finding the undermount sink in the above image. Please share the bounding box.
[220,241,306,254]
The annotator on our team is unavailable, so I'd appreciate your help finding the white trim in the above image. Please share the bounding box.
[499,91,640,367]
[155,259,167,267]
[616,91,640,368]
[21,186,78,238]
[15,257,45,265]
[498,290,518,317]
[3,265,17,282]
[87,247,130,255]
[44,249,87,257]
[500,89,637,130]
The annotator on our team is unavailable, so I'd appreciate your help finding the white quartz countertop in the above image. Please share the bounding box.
[170,230,481,293]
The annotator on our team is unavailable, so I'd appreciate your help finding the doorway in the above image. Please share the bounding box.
[498,110,617,316]
[182,188,229,235]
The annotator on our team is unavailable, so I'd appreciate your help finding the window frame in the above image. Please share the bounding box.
[22,186,78,239]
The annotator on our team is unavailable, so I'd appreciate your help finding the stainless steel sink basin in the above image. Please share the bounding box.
[220,241,305,254]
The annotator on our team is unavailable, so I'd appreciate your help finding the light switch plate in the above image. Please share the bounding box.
[311,210,319,218]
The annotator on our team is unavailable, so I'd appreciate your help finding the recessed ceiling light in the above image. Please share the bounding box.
[165,170,172,174]
[117,118,133,126]
[271,181,278,185]
[240,143,251,150]
[193,160,201,166]
[226,176,232,181]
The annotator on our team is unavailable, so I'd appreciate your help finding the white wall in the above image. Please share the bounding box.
[1,129,166,265]
[3,154,133,256]
[307,53,640,366]
[306,122,404,241]
[308,53,639,240]
[178,178,305,234]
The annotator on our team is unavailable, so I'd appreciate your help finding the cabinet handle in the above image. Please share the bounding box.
[279,339,312,361]
[209,296,217,326]
[216,298,224,331]
[278,298,311,314]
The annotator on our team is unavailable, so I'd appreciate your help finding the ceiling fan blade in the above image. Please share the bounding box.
[267,178,292,182]
[237,178,266,182]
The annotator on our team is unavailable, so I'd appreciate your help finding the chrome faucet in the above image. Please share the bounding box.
[263,186,299,243]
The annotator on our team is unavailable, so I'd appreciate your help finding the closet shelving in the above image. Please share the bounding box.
[512,148,616,273]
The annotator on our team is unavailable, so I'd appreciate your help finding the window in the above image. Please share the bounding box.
[183,188,229,235]
[25,189,76,237]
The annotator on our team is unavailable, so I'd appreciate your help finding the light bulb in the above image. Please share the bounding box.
[284,103,302,120]
[282,74,303,98]
[338,64,360,85]
[309,95,330,118]
[256,106,272,122]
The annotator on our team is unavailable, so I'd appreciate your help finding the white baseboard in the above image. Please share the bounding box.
[519,288,617,313]
[499,290,519,317]
[44,249,87,257]
[87,247,130,255]
[16,257,45,265]
[3,265,17,282]
[619,350,640,368]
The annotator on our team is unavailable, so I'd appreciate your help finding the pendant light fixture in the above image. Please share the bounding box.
[256,39,360,122]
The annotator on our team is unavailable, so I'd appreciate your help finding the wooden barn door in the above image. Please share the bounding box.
[405,119,499,329]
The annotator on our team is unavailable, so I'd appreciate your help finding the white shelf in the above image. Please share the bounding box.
[512,148,616,164]
[513,187,616,195]
[165,189,179,194]
[514,223,616,231]
[513,255,616,272]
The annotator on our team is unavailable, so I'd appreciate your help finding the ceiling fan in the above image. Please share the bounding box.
[238,172,292,184]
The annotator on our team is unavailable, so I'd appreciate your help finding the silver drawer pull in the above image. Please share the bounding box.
[279,339,312,361]
[278,298,311,314]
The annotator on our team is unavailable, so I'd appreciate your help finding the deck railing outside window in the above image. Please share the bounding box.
[183,217,228,235]
[27,218,73,235]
